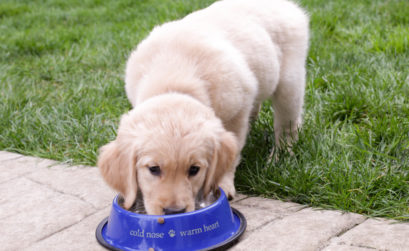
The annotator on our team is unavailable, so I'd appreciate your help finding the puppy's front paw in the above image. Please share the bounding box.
[219,177,236,201]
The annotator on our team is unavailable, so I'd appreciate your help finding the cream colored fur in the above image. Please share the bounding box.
[98,0,309,215]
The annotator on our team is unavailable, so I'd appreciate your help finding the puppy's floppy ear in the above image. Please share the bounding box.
[204,131,238,196]
[98,140,138,209]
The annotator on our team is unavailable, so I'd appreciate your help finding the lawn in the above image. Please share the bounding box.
[0,0,408,220]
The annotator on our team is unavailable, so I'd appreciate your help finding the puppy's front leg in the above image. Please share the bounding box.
[219,107,252,200]
[219,157,241,200]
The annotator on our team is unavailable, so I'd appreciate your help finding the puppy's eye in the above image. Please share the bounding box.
[188,165,200,177]
[148,166,161,176]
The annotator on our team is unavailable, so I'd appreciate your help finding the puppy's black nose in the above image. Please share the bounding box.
[163,207,186,215]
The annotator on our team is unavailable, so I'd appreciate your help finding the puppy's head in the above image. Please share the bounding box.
[98,94,238,215]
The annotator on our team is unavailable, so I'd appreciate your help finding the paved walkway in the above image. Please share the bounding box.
[0,151,408,251]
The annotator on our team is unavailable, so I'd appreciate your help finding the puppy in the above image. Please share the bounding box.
[98,0,309,215]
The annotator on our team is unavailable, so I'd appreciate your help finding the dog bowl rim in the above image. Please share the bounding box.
[113,188,225,217]
[112,187,227,219]
[96,207,246,251]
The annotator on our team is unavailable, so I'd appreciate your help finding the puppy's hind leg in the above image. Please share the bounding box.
[249,102,262,121]
[271,50,306,154]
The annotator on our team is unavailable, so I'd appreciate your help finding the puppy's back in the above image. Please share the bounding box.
[125,0,309,108]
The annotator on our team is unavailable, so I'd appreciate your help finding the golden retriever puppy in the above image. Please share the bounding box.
[98,0,309,215]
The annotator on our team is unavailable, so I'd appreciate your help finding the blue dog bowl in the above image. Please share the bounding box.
[96,188,246,251]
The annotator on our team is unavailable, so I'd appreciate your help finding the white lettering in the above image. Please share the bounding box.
[129,229,144,237]
[130,229,164,238]
[203,221,220,232]
[180,227,203,236]
[146,232,164,238]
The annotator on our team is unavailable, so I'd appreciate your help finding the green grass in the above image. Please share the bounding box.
[1,0,408,220]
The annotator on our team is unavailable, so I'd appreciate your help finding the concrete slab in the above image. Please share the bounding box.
[236,196,305,212]
[0,155,55,184]
[326,218,409,251]
[26,164,116,209]
[0,177,58,219]
[230,208,366,251]
[24,207,111,251]
[230,193,249,203]
[232,197,304,232]
[232,203,280,232]
[0,151,25,162]
[323,243,379,251]
[0,190,96,250]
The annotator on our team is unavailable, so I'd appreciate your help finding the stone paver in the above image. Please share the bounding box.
[230,207,366,251]
[0,154,55,183]
[0,188,95,250]
[0,150,24,162]
[230,193,249,203]
[26,164,116,209]
[24,207,111,251]
[0,151,408,251]
[232,197,305,232]
[322,244,376,251]
[324,218,409,251]
[0,177,58,219]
